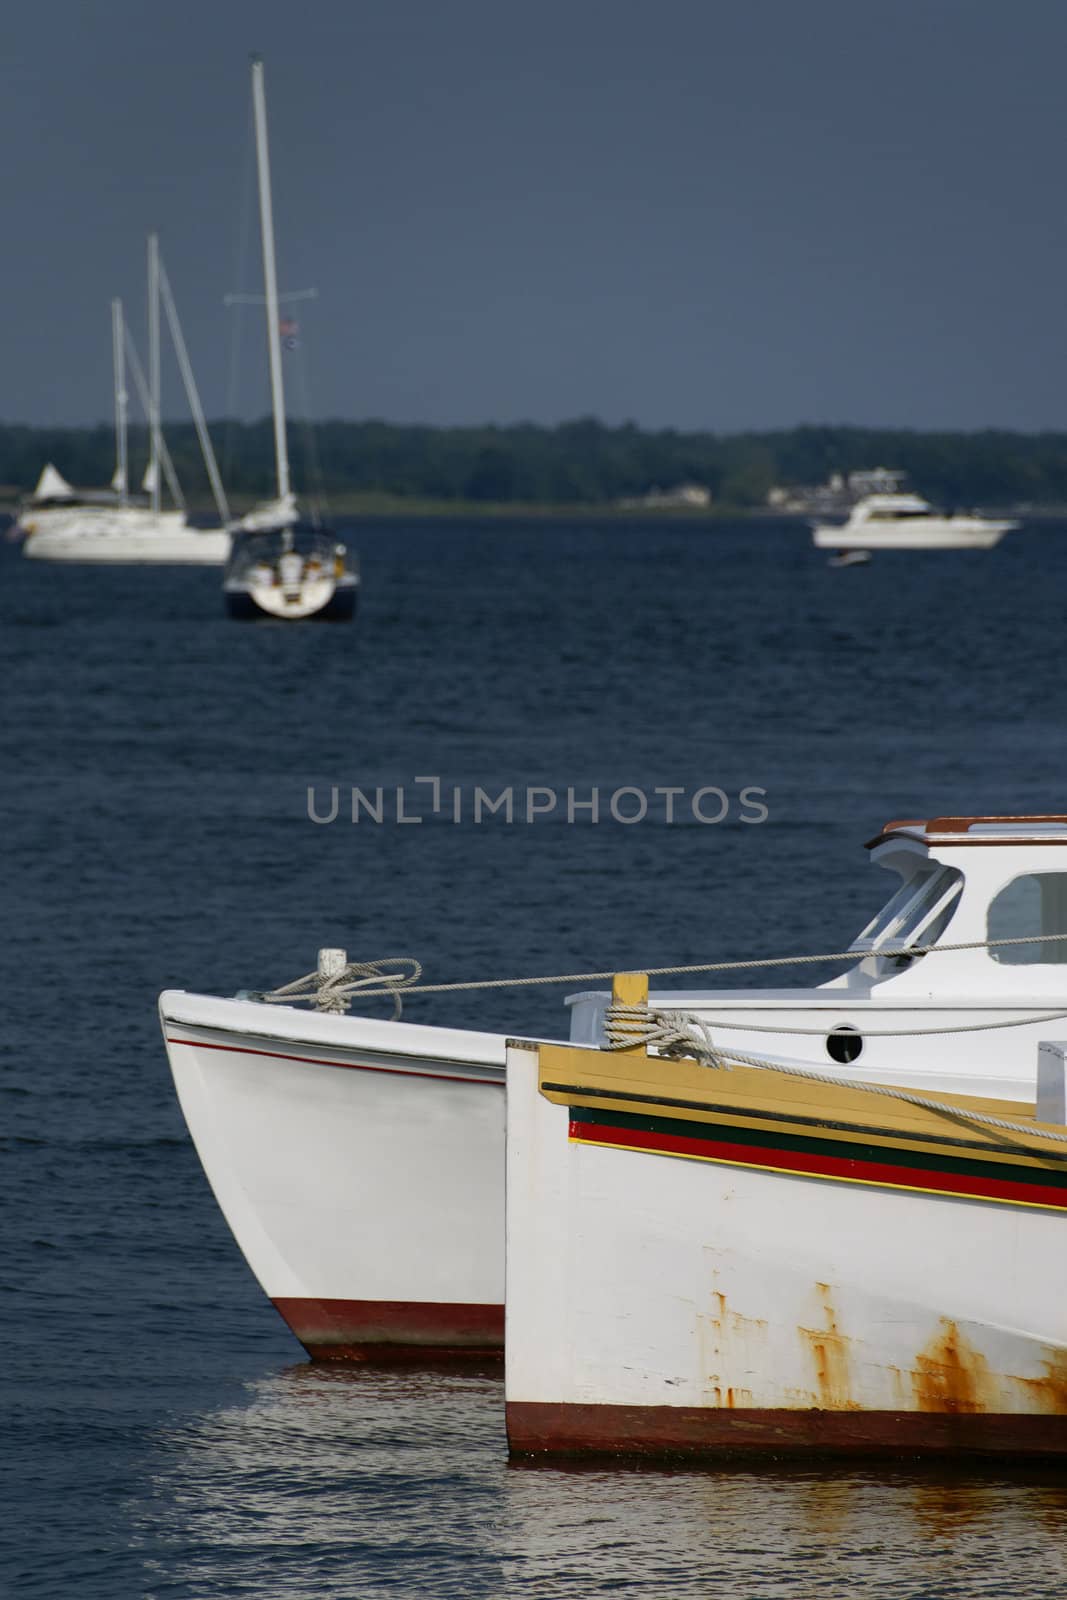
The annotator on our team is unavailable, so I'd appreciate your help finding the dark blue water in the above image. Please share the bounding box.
[3,518,1067,1597]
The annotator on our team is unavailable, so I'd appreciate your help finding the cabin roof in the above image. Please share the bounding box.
[866,816,1067,849]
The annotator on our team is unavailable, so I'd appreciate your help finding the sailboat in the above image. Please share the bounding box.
[22,239,233,565]
[222,57,359,621]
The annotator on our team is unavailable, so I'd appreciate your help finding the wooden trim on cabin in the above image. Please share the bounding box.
[867,814,1067,849]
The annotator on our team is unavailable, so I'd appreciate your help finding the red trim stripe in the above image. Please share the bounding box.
[570,1119,1067,1211]
[273,1295,504,1360]
[507,1400,1067,1460]
[165,1033,504,1088]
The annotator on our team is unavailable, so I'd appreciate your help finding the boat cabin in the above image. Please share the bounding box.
[830,815,1067,994]
[849,492,937,523]
[226,522,348,581]
[566,814,1067,1048]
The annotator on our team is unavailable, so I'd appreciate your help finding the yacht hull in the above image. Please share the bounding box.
[812,519,1015,551]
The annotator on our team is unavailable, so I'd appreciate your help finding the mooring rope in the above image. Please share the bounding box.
[602,1003,1067,1148]
[259,931,1067,1019]
[263,957,422,1019]
[251,940,1067,1142]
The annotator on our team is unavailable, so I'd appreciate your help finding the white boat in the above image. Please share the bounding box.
[224,525,358,620]
[23,242,232,565]
[15,461,126,543]
[161,992,506,1357]
[160,814,1067,1359]
[222,59,359,622]
[23,504,229,564]
[812,491,1017,551]
[504,1021,1067,1461]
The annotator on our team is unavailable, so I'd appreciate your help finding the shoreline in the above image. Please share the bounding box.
[2,491,1058,524]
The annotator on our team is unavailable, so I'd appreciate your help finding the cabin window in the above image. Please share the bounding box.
[851,864,963,956]
[987,874,1067,964]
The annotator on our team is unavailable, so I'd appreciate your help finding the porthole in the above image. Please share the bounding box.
[826,1025,863,1065]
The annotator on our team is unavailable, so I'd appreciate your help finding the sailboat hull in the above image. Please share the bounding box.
[24,512,231,564]
[225,580,359,621]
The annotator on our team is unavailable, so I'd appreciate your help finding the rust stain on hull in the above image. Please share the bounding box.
[912,1320,991,1414]
[703,1283,767,1408]
[709,1289,768,1337]
[709,1385,754,1409]
[799,1283,859,1410]
[911,1320,1067,1418]
[1012,1348,1067,1415]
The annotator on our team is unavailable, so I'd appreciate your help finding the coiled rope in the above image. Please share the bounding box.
[264,957,422,1019]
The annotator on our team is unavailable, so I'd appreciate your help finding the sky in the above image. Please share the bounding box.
[5,0,1067,434]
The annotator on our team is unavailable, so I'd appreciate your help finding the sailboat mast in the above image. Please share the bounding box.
[111,298,128,505]
[251,55,291,503]
[147,232,162,513]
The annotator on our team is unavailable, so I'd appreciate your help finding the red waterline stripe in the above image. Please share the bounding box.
[570,1119,1067,1211]
[165,1034,504,1088]
[273,1295,504,1360]
[506,1401,1067,1460]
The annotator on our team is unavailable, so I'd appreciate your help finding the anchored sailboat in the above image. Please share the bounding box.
[22,240,232,564]
[223,57,359,621]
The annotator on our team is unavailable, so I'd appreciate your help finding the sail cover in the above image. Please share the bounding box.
[32,463,76,502]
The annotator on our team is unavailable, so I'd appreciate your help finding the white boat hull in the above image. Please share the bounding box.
[812,517,1014,551]
[23,509,230,564]
[160,983,1062,1359]
[505,1040,1067,1460]
[159,817,1067,1368]
[160,993,505,1358]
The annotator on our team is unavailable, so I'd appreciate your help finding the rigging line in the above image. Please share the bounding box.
[158,256,231,526]
[260,931,1067,1010]
[290,328,328,524]
[223,97,258,488]
[122,317,185,512]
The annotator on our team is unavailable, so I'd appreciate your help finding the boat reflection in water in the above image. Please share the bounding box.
[224,523,360,621]
[125,1364,1067,1598]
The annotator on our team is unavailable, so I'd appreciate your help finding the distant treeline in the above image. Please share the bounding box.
[4,418,1067,508]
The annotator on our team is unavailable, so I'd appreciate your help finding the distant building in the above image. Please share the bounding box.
[846,467,904,497]
[621,482,712,510]
[767,466,904,513]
